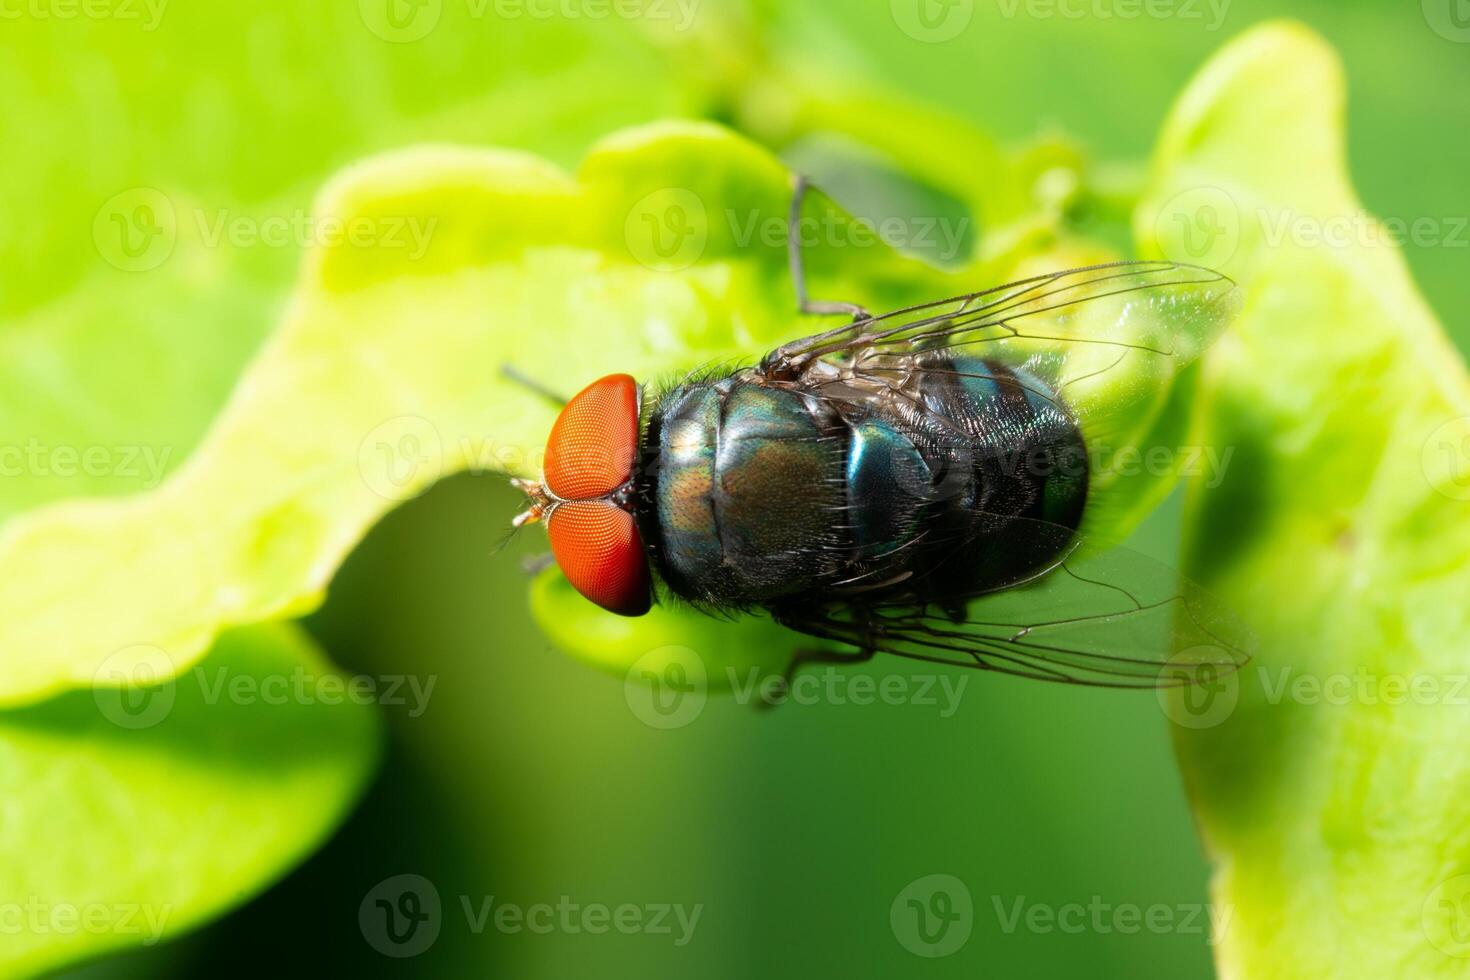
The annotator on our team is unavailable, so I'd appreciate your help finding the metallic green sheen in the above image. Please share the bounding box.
[655,382,845,601]
[714,386,844,596]
[846,418,932,561]
[655,386,722,588]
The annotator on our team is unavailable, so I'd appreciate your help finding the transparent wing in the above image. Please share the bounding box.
[776,540,1254,690]
[761,260,1240,432]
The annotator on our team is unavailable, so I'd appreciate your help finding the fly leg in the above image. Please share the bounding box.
[758,176,877,381]
[788,174,871,321]
[755,644,877,712]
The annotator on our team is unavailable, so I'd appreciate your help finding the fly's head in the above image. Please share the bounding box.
[513,373,652,617]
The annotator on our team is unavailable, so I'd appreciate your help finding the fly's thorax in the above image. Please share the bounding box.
[641,374,847,606]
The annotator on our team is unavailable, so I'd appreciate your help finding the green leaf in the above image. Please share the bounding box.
[1137,22,1470,977]
[0,123,969,707]
[0,7,694,526]
[0,622,380,978]
[530,567,799,692]
[1,2,1208,706]
[0,117,1225,703]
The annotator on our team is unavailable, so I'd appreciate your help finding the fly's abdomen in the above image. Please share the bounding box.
[844,416,934,563]
[897,354,1089,597]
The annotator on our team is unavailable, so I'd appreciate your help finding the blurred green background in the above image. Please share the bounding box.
[11,0,1466,976]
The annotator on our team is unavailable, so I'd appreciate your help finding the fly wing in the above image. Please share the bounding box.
[759,259,1249,686]
[761,260,1239,433]
[775,537,1253,689]
[762,260,1241,550]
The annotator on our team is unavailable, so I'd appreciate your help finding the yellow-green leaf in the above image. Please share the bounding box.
[0,622,380,978]
[1138,21,1470,978]
[0,123,967,708]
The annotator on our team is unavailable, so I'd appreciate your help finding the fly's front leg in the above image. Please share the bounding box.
[787,174,871,322]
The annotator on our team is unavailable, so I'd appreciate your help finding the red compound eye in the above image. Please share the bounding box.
[544,374,640,501]
[546,501,651,616]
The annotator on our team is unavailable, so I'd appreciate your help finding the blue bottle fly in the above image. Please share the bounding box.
[513,178,1251,688]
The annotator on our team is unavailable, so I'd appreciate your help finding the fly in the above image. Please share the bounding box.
[511,177,1252,688]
